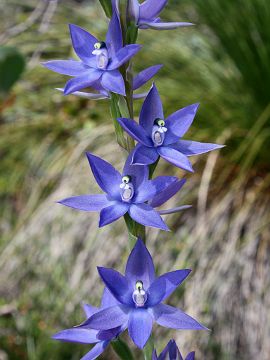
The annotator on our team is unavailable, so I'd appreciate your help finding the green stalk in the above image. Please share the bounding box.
[111,338,134,360]
[110,92,128,150]
[124,213,146,248]
[143,335,154,360]
[98,0,112,18]
[149,157,160,179]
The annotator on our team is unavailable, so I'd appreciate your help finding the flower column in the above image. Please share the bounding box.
[43,0,224,359]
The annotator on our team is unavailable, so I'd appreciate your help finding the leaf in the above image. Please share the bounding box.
[0,46,25,95]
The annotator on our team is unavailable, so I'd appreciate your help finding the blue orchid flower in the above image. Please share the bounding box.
[112,0,193,30]
[56,64,163,100]
[42,12,141,96]
[79,239,207,349]
[58,152,190,231]
[117,84,224,172]
[52,288,124,360]
[153,339,195,360]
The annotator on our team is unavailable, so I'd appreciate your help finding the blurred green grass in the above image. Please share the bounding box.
[0,0,269,359]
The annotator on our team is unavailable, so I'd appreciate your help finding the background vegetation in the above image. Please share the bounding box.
[0,0,269,359]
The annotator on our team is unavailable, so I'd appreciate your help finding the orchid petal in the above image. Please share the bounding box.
[170,140,224,156]
[42,60,88,76]
[81,341,110,360]
[128,0,140,23]
[117,118,152,146]
[52,328,99,344]
[140,21,194,30]
[133,65,163,90]
[186,352,196,360]
[131,144,159,165]
[101,70,125,95]
[150,270,191,303]
[129,203,169,231]
[133,92,149,99]
[153,304,207,330]
[139,0,168,20]
[135,176,177,203]
[84,305,129,330]
[158,205,192,215]
[159,340,183,360]
[146,277,166,307]
[139,84,164,135]
[98,267,132,305]
[86,153,122,199]
[165,103,200,142]
[157,147,194,172]
[83,304,99,318]
[64,70,102,95]
[150,179,186,208]
[128,309,153,349]
[125,238,155,289]
[106,12,122,56]
[101,287,120,309]
[58,194,109,212]
[108,44,141,70]
[56,88,108,100]
[123,152,149,188]
[99,202,129,227]
[69,24,98,67]
[152,350,158,360]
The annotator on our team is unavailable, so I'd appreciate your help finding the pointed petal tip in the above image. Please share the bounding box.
[97,266,106,274]
[51,333,58,340]
[68,23,78,31]
[85,151,94,161]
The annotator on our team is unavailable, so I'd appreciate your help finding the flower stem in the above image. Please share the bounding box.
[111,338,134,360]
[110,92,127,150]
[149,157,160,179]
[143,335,154,360]
[124,213,146,248]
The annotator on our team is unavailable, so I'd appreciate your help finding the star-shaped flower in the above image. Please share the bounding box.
[79,239,207,349]
[59,152,189,231]
[52,288,124,360]
[153,339,195,360]
[117,84,224,172]
[112,0,193,30]
[42,12,141,96]
[56,64,163,100]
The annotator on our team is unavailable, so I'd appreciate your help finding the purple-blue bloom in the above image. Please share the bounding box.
[56,64,163,100]
[59,152,189,231]
[79,239,207,349]
[152,339,195,360]
[117,84,224,172]
[42,12,141,96]
[112,0,193,30]
[52,288,124,360]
